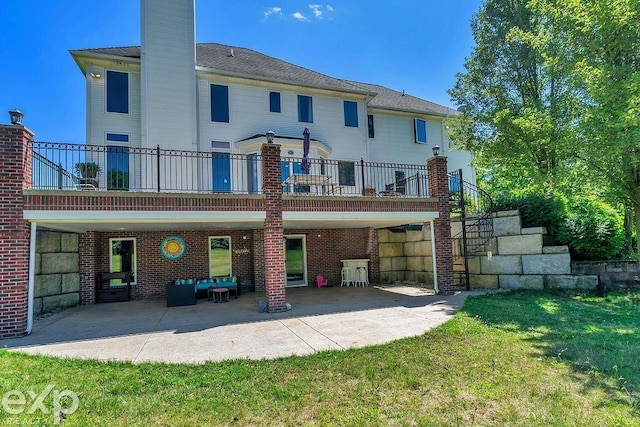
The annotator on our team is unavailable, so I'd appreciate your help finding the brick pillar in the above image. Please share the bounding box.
[79,232,98,304]
[0,124,34,338]
[427,155,453,294]
[261,143,286,312]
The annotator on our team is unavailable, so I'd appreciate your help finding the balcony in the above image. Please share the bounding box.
[25,142,438,233]
[31,142,430,198]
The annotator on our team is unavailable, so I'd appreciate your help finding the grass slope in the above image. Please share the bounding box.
[1,290,638,426]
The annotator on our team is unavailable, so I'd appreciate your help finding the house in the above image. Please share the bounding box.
[0,0,475,339]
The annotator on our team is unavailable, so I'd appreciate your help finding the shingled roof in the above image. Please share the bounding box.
[73,43,455,117]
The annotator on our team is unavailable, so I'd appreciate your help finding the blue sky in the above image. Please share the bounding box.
[0,1,481,143]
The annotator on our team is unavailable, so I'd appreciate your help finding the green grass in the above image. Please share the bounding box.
[1,290,639,426]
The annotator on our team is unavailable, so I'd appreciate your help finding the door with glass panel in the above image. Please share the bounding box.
[284,235,307,287]
[212,152,231,193]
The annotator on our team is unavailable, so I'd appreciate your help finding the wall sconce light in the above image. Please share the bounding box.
[317,234,321,238]
[266,130,275,144]
[432,145,440,156]
[90,72,102,79]
[242,236,247,240]
[487,250,493,261]
[8,108,23,125]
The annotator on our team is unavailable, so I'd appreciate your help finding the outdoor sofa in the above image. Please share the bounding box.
[166,276,239,307]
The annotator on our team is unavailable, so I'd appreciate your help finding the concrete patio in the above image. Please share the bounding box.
[4,285,477,365]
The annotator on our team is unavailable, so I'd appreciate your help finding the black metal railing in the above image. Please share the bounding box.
[31,142,262,194]
[449,169,494,290]
[281,157,429,197]
[30,143,430,198]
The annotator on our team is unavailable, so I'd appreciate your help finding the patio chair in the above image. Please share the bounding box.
[316,275,328,288]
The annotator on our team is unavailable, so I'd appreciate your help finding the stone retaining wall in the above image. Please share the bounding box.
[378,210,600,292]
[572,260,640,290]
[35,231,80,314]
[378,227,434,284]
[463,210,598,291]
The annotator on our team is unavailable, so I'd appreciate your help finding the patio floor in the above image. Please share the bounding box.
[5,285,479,365]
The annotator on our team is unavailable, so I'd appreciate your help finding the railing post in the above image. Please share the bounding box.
[458,169,471,291]
[416,171,421,197]
[360,158,366,195]
[57,163,63,190]
[156,145,161,192]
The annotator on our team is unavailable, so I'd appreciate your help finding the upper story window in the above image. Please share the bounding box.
[106,71,129,114]
[414,118,427,144]
[106,133,129,143]
[269,91,281,113]
[367,114,375,138]
[297,95,313,123]
[211,84,230,123]
[343,101,358,127]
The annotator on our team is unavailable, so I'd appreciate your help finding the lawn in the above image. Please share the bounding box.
[1,290,638,426]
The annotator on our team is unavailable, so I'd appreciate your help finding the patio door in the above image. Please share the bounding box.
[284,235,307,287]
[212,152,231,192]
[109,238,136,284]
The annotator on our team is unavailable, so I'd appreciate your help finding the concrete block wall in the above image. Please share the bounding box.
[469,210,598,291]
[379,209,599,293]
[35,231,80,314]
[378,226,434,285]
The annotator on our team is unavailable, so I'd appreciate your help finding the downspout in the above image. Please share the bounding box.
[26,221,36,334]
[429,219,439,293]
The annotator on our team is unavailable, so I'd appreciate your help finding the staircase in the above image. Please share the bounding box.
[448,170,494,290]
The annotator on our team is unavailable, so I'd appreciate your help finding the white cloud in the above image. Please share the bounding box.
[292,12,309,22]
[326,5,334,12]
[309,4,323,18]
[264,7,282,18]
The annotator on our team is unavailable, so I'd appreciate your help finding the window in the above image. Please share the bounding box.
[343,101,358,127]
[106,146,129,190]
[338,161,356,186]
[367,114,375,138]
[211,84,230,123]
[106,71,129,114]
[247,154,259,194]
[414,118,427,144]
[106,133,129,143]
[110,238,136,284]
[297,95,313,123]
[269,91,281,113]
[209,236,232,277]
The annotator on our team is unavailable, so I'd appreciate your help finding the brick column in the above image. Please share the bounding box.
[261,143,286,312]
[0,124,34,338]
[79,232,98,304]
[427,155,454,294]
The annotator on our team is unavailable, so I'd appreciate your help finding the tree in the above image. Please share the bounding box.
[536,0,640,256]
[450,0,640,257]
[448,0,578,195]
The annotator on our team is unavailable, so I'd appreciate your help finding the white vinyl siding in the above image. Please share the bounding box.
[87,68,141,148]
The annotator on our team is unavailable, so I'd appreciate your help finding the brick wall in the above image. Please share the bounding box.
[79,232,98,304]
[291,228,378,286]
[0,125,33,338]
[83,230,256,300]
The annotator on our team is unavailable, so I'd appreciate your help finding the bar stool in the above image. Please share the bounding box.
[354,267,369,286]
[341,267,353,286]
